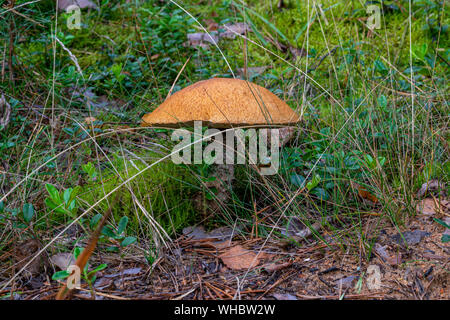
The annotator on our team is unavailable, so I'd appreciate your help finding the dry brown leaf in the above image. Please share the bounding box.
[351,181,379,203]
[14,239,44,275]
[219,245,264,270]
[84,116,96,125]
[374,243,402,265]
[416,180,446,198]
[204,19,219,31]
[186,32,219,49]
[50,253,75,270]
[220,23,251,39]
[416,198,450,216]
[58,0,98,10]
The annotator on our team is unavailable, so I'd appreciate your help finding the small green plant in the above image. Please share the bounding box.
[82,162,98,181]
[110,63,126,84]
[0,201,36,229]
[45,184,80,218]
[52,247,107,289]
[361,154,386,171]
[100,216,137,253]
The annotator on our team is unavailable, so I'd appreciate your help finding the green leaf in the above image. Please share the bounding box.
[121,236,137,247]
[52,270,70,280]
[44,198,57,210]
[325,181,335,189]
[306,174,321,191]
[233,5,268,46]
[83,262,89,275]
[377,95,387,109]
[74,247,83,259]
[22,203,35,223]
[88,263,108,278]
[205,187,218,200]
[374,59,387,73]
[82,162,97,180]
[0,201,4,213]
[90,213,102,229]
[117,216,129,235]
[412,43,428,61]
[102,226,117,238]
[63,188,73,205]
[434,218,450,229]
[45,198,67,215]
[310,187,329,201]
[106,246,119,253]
[290,174,306,188]
[441,234,450,243]
[68,200,76,212]
[45,184,60,203]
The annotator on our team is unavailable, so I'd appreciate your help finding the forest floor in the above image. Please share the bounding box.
[0,0,449,300]
[5,197,449,300]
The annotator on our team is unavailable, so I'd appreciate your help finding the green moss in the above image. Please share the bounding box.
[79,150,199,235]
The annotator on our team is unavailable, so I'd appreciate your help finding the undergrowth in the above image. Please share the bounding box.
[0,0,448,288]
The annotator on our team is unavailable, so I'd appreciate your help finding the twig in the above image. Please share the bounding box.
[307,46,339,73]
[173,286,198,300]
[296,292,384,299]
[257,270,297,300]
[166,56,191,99]
[56,203,116,300]
[76,287,130,300]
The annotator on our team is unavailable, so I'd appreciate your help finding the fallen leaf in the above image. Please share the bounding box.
[50,253,75,270]
[0,94,11,130]
[207,226,236,240]
[283,216,325,240]
[94,277,113,289]
[183,225,236,249]
[374,243,402,265]
[351,181,378,203]
[14,239,44,275]
[204,19,219,31]
[84,117,96,125]
[186,32,219,49]
[391,230,430,246]
[416,180,446,198]
[183,225,208,240]
[219,245,264,270]
[416,198,450,216]
[335,276,358,289]
[220,22,251,39]
[183,225,236,241]
[58,0,98,10]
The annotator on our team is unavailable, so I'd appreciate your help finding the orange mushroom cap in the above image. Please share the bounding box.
[141,78,301,128]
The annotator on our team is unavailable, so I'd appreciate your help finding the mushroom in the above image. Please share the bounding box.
[141,78,301,216]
